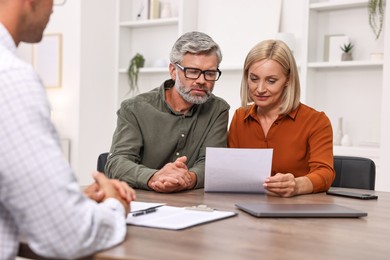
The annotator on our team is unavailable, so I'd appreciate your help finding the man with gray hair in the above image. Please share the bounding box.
[106,31,229,193]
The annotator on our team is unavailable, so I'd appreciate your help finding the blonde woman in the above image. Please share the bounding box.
[228,40,335,197]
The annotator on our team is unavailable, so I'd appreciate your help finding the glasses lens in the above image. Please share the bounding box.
[185,68,202,79]
[204,71,220,81]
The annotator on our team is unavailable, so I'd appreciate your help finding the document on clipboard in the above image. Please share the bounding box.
[127,202,237,230]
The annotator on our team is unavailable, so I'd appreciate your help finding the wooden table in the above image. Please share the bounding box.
[94,188,389,260]
[19,188,390,259]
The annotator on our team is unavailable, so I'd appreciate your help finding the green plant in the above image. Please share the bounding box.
[368,0,385,40]
[340,42,354,53]
[127,53,145,92]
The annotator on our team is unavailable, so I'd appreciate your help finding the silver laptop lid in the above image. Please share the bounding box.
[235,203,367,218]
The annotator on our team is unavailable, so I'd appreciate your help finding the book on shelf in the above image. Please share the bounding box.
[149,0,160,19]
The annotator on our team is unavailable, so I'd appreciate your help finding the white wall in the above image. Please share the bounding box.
[78,0,117,184]
[378,3,390,192]
[197,0,281,67]
[45,1,82,180]
[43,0,117,185]
[27,0,286,185]
[36,0,389,190]
[198,0,282,123]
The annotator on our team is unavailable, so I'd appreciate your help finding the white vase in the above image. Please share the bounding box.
[334,117,343,145]
[341,53,352,61]
[341,134,352,146]
[160,3,172,18]
[370,52,384,61]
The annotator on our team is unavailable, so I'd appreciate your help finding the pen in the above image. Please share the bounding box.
[132,207,157,217]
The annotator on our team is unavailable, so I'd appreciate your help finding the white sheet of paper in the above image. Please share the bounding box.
[127,204,236,230]
[205,147,273,193]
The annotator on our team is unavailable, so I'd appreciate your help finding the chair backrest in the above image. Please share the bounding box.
[332,155,376,190]
[97,152,109,173]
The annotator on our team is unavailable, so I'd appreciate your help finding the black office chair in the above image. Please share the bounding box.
[97,152,109,173]
[332,155,376,190]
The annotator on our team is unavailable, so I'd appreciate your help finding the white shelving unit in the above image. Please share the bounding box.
[309,0,368,11]
[300,0,390,189]
[114,0,282,123]
[119,17,179,28]
[299,0,389,186]
[115,0,198,106]
[308,60,383,68]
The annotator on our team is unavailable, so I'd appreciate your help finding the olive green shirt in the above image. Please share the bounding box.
[105,80,230,190]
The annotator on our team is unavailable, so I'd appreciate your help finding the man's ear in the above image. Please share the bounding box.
[169,63,176,80]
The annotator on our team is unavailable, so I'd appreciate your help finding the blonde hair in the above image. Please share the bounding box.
[240,39,300,114]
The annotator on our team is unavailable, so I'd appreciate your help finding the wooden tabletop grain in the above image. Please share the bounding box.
[94,188,389,260]
[19,188,389,260]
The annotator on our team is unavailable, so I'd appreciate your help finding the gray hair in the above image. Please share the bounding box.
[170,31,222,65]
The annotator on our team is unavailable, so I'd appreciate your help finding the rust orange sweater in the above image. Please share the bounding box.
[228,103,335,193]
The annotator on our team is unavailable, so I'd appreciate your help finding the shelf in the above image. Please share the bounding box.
[334,145,380,159]
[119,17,179,28]
[308,60,384,69]
[310,0,368,12]
[119,67,169,74]
[119,65,245,74]
[139,67,169,73]
[220,65,243,71]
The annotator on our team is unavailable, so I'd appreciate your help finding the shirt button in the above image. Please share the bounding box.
[181,134,185,138]
[176,152,180,156]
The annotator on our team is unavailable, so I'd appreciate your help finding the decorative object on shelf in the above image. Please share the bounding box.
[136,0,149,21]
[340,42,354,61]
[341,134,352,146]
[127,53,145,93]
[328,35,349,62]
[334,117,343,145]
[368,0,385,40]
[160,2,172,18]
[323,34,341,61]
[370,52,384,61]
[149,0,160,19]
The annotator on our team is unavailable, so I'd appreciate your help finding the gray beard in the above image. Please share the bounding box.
[175,77,212,104]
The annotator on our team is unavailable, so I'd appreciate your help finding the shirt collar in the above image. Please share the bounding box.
[244,103,301,121]
[0,23,17,54]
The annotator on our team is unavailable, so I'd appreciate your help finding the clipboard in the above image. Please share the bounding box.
[127,202,237,230]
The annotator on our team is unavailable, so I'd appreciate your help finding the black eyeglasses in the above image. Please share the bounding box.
[175,63,221,81]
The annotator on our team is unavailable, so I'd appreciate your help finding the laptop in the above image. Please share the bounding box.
[204,147,273,193]
[235,203,367,218]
